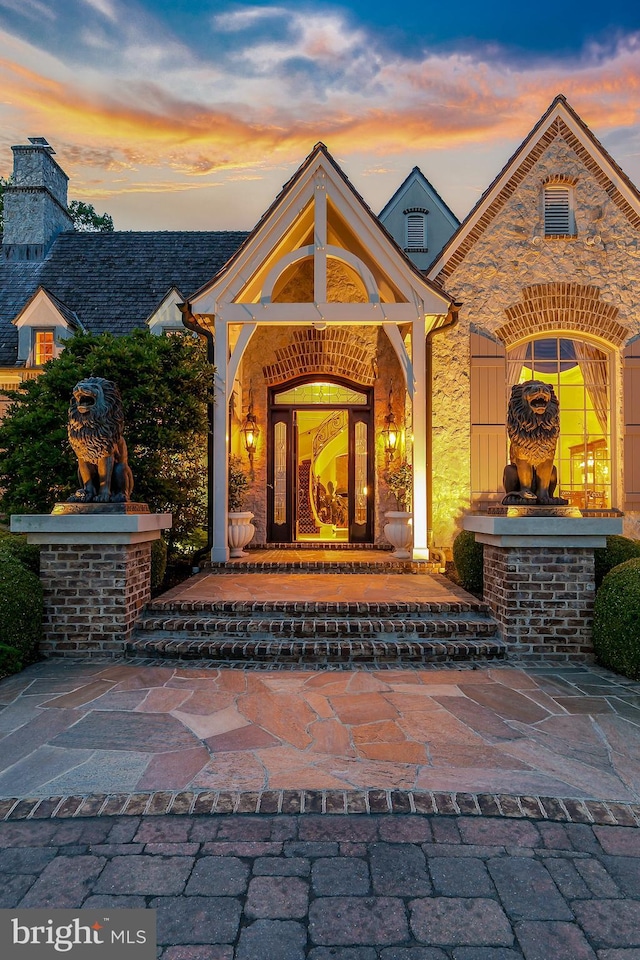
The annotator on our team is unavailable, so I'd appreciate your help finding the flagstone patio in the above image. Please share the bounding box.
[1,659,639,805]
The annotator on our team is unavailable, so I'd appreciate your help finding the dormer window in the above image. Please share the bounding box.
[543,179,577,237]
[33,330,55,366]
[13,288,79,367]
[403,207,428,252]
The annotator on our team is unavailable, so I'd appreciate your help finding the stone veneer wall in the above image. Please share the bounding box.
[430,132,640,552]
[3,144,73,252]
[38,541,151,657]
[483,544,595,661]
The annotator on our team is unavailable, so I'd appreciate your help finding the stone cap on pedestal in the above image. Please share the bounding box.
[11,512,172,545]
[463,511,623,548]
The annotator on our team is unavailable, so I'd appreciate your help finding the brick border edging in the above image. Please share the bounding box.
[2,790,638,827]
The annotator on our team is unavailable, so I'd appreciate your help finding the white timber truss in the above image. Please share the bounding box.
[187,144,453,561]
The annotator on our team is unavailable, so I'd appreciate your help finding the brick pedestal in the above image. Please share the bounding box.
[11,512,172,657]
[463,513,623,662]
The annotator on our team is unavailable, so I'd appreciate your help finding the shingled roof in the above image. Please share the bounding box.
[0,230,248,365]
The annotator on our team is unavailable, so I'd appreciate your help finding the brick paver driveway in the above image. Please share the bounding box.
[2,810,640,959]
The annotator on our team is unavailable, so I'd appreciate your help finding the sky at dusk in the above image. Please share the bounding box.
[0,1,638,230]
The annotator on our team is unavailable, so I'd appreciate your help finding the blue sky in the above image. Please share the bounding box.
[0,1,638,229]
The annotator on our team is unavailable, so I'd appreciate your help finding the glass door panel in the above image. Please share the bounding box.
[268,409,292,541]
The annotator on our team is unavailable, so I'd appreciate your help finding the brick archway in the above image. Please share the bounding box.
[496,282,628,347]
[262,328,376,386]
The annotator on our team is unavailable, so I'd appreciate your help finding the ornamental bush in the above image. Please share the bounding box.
[0,529,40,575]
[0,329,213,559]
[151,536,168,594]
[0,554,42,677]
[593,557,640,680]
[594,535,640,589]
[452,529,484,596]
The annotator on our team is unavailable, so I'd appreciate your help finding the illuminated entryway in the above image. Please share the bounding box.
[268,379,373,543]
[508,337,611,508]
[183,142,452,561]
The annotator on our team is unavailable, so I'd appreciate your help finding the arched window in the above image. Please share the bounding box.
[507,337,611,508]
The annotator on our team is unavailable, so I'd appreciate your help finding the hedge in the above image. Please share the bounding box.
[151,537,168,593]
[594,535,640,590]
[452,529,484,596]
[593,557,640,680]
[0,530,41,575]
[0,554,42,676]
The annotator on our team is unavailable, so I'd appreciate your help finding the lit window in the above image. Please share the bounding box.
[34,331,55,366]
[507,337,611,509]
[544,184,575,236]
[405,213,427,250]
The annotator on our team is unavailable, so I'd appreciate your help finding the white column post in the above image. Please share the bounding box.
[211,314,230,562]
[412,315,429,559]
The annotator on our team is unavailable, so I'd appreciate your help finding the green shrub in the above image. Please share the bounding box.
[151,536,168,593]
[0,643,23,676]
[593,557,640,680]
[228,456,249,512]
[452,529,484,596]
[594,535,640,589]
[0,533,40,575]
[0,554,42,676]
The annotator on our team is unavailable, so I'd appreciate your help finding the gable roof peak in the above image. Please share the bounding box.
[428,93,640,285]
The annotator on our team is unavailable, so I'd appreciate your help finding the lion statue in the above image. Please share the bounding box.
[502,380,568,506]
[67,377,134,504]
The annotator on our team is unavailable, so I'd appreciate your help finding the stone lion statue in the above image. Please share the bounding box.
[67,377,134,504]
[502,380,568,506]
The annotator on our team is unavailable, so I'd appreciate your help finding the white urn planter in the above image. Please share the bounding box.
[228,511,255,558]
[384,511,413,559]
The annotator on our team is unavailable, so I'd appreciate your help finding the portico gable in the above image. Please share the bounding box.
[184,143,453,561]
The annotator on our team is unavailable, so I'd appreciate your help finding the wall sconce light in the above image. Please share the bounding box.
[382,387,398,461]
[242,388,259,477]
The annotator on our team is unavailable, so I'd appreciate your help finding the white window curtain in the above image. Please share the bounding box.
[573,341,609,435]
[507,343,530,387]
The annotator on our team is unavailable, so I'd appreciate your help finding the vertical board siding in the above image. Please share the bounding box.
[470,332,507,500]
[623,345,640,509]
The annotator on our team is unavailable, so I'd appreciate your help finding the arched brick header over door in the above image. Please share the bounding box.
[496,283,628,347]
[262,328,376,386]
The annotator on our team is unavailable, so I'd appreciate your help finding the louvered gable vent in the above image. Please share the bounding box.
[544,185,572,235]
[406,213,426,249]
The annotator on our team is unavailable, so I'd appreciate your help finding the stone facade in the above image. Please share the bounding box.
[38,541,152,657]
[430,131,640,552]
[483,544,596,661]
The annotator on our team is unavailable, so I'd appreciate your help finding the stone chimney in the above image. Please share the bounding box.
[2,137,74,260]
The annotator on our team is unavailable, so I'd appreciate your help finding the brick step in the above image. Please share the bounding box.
[126,634,507,665]
[207,560,440,575]
[249,542,382,550]
[134,612,497,640]
[144,599,491,617]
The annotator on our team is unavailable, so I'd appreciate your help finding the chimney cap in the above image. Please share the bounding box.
[27,137,55,154]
